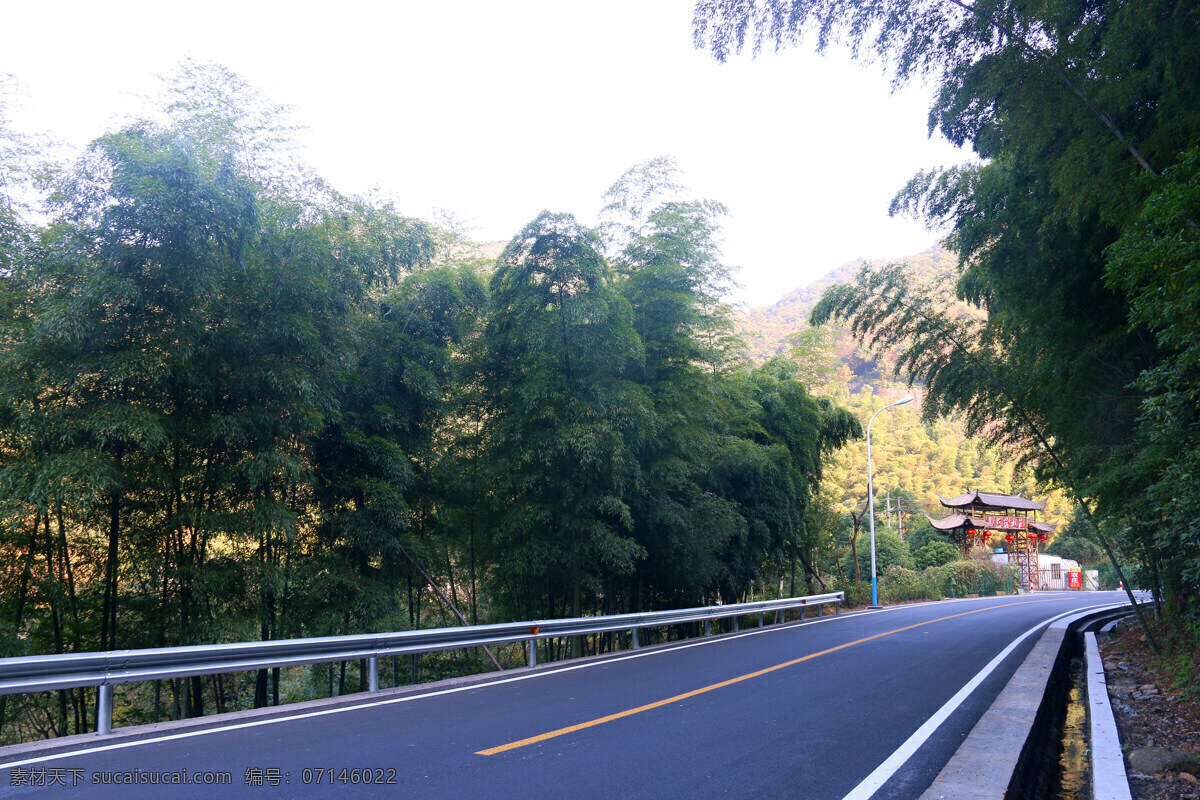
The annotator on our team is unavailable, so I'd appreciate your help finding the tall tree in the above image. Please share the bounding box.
[0,66,437,720]
[481,212,645,646]
[602,159,743,608]
[308,262,485,641]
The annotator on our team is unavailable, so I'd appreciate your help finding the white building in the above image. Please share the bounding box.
[991,552,1098,590]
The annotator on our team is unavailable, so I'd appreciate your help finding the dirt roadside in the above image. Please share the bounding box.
[1097,619,1200,800]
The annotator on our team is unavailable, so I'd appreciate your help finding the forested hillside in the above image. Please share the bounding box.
[739,246,956,366]
[736,250,1070,524]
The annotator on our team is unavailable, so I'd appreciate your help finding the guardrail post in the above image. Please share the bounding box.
[732,616,739,632]
[528,639,538,668]
[835,600,840,615]
[631,628,639,649]
[758,612,764,627]
[704,619,711,636]
[97,684,113,735]
[368,657,379,692]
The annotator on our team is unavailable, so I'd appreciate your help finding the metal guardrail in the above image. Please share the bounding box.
[0,591,842,735]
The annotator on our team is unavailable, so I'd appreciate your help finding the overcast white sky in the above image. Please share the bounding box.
[2,1,969,306]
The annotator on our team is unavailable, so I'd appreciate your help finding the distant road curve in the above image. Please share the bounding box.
[0,592,1127,799]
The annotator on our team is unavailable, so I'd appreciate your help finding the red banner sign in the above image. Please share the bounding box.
[1068,571,1083,589]
[983,515,1027,530]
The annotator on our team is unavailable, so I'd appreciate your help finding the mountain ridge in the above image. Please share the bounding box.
[736,245,957,365]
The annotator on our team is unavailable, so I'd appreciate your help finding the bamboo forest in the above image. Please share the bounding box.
[0,0,1197,742]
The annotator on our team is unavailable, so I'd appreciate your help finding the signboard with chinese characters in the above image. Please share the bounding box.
[982,515,1027,530]
[1068,570,1083,589]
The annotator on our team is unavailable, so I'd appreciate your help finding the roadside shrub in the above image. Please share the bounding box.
[926,557,1012,596]
[835,579,871,608]
[904,523,955,554]
[837,558,1015,606]
[842,527,915,578]
[919,567,945,601]
[880,565,924,602]
[914,540,961,569]
[1095,562,1121,590]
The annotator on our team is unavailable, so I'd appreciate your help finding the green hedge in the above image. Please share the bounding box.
[835,579,872,608]
[837,559,1016,607]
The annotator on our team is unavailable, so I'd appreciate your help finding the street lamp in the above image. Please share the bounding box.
[867,395,915,607]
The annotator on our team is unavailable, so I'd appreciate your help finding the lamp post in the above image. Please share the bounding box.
[867,395,915,607]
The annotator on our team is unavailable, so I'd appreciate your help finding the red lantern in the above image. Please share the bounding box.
[1038,533,1047,542]
[1005,534,1014,543]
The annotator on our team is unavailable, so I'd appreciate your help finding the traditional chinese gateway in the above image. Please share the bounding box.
[926,491,1058,590]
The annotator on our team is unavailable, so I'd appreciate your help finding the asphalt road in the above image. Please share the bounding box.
[0,592,1127,799]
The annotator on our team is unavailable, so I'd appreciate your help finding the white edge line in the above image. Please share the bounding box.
[0,595,1108,770]
[839,601,1129,800]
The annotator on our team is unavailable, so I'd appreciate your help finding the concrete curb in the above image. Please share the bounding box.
[919,622,1065,799]
[1085,631,1133,800]
[919,605,1130,800]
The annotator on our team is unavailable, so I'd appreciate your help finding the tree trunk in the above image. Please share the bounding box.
[570,555,582,659]
[39,514,72,735]
[850,510,863,583]
[100,488,121,652]
[468,515,478,625]
[396,544,502,670]
[1,517,38,733]
[189,675,204,718]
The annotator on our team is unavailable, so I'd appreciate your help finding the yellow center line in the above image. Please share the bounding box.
[475,598,1066,756]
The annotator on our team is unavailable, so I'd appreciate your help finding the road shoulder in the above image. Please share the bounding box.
[917,620,1066,799]
[1098,619,1200,800]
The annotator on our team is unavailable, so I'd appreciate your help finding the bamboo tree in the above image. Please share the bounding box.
[482,212,645,649]
[812,264,1159,649]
